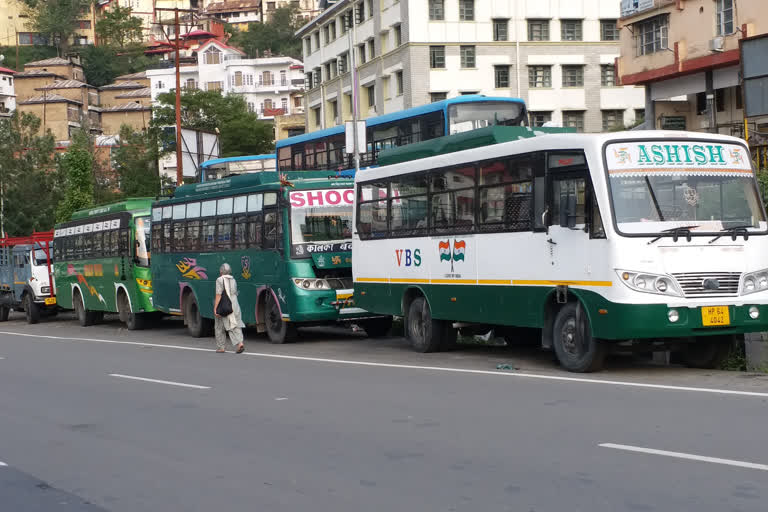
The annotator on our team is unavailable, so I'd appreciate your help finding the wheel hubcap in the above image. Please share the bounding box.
[561,317,581,356]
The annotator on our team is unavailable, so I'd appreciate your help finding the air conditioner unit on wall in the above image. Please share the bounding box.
[709,37,724,52]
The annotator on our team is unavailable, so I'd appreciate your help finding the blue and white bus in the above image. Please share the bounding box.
[276,95,527,175]
[200,154,276,182]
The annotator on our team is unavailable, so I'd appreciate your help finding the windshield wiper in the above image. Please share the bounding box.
[708,225,752,244]
[648,225,700,245]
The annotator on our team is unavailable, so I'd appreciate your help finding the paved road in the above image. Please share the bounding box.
[1,313,768,511]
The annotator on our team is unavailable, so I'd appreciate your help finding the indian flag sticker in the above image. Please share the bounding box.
[439,240,451,261]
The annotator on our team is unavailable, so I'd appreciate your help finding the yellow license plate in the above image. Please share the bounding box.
[44,297,56,305]
[701,306,730,326]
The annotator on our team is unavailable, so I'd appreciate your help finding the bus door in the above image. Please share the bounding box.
[544,152,605,279]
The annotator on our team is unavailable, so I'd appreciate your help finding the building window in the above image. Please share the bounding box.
[156,80,165,89]
[368,39,375,60]
[527,19,550,41]
[366,84,375,108]
[313,31,320,51]
[635,109,645,123]
[430,92,447,102]
[563,111,585,132]
[560,19,582,41]
[329,99,338,121]
[430,45,445,68]
[716,88,726,112]
[323,25,330,44]
[186,78,197,89]
[562,65,584,87]
[396,70,403,95]
[459,0,474,21]
[267,1,275,11]
[206,81,223,91]
[367,0,373,18]
[493,19,508,41]
[358,44,367,64]
[735,85,743,109]
[601,19,619,41]
[380,31,389,54]
[204,48,222,64]
[602,110,624,131]
[716,0,734,36]
[394,24,402,46]
[494,65,510,88]
[528,65,552,88]
[530,111,552,127]
[382,76,391,99]
[429,0,444,21]
[460,46,475,68]
[313,107,321,126]
[330,20,337,40]
[635,15,668,56]
[78,20,91,29]
[601,64,616,86]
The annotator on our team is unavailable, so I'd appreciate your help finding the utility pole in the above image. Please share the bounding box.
[155,7,197,186]
[347,10,360,174]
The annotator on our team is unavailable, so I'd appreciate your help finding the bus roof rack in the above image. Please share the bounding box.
[172,170,354,199]
[377,125,576,167]
[0,231,53,247]
[69,198,155,220]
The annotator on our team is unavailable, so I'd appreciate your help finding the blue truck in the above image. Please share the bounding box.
[0,233,57,323]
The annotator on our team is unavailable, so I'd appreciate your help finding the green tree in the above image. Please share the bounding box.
[230,6,303,59]
[80,44,157,87]
[112,125,161,197]
[0,112,59,235]
[56,130,94,223]
[21,0,93,55]
[95,5,144,48]
[152,89,274,157]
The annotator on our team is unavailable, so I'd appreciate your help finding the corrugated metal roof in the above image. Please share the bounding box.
[37,79,95,90]
[14,69,67,78]
[18,93,81,105]
[100,80,146,90]
[115,71,147,81]
[102,102,151,112]
[114,88,151,99]
[25,57,73,67]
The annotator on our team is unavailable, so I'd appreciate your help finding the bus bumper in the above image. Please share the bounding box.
[585,298,768,340]
[287,290,375,323]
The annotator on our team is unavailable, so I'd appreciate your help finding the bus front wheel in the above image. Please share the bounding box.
[184,293,212,338]
[118,291,145,331]
[265,292,296,344]
[407,296,449,353]
[552,302,606,373]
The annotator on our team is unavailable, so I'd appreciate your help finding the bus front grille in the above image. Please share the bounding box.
[672,272,741,297]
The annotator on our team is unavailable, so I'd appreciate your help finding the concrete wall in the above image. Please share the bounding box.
[15,76,57,101]
[16,102,72,141]
[101,110,151,135]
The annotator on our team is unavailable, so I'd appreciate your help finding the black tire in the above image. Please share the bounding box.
[184,293,212,338]
[0,306,9,322]
[552,302,606,373]
[24,294,40,324]
[359,317,393,338]
[118,291,145,330]
[73,291,96,327]
[406,296,447,353]
[265,292,296,344]
[439,323,459,351]
[681,335,735,369]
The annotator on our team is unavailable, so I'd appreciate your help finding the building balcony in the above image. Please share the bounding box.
[231,80,300,93]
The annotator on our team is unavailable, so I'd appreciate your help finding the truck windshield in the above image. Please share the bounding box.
[32,248,51,266]
[448,101,526,134]
[288,188,354,256]
[134,216,151,266]
[605,141,768,235]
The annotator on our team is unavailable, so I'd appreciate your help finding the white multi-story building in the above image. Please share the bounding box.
[204,0,321,28]
[297,0,645,133]
[0,66,15,117]
[146,39,306,119]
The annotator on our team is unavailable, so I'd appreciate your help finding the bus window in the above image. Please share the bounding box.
[152,207,162,222]
[172,220,185,253]
[247,213,263,248]
[448,101,525,134]
[552,178,587,229]
[432,165,477,233]
[162,222,172,254]
[92,232,103,258]
[135,216,151,266]
[248,194,263,212]
[109,230,119,257]
[151,223,163,255]
[234,195,247,214]
[201,219,216,250]
[234,216,247,249]
[264,192,277,207]
[83,231,93,258]
[217,197,233,216]
[216,216,233,250]
[119,229,130,255]
[186,220,201,251]
[264,211,281,250]
[173,204,186,220]
[187,202,201,218]
[201,200,216,217]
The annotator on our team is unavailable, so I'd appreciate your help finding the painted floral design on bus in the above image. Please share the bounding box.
[241,255,251,280]
[67,264,107,305]
[439,240,466,273]
[729,148,745,165]
[176,257,208,280]
[613,147,631,165]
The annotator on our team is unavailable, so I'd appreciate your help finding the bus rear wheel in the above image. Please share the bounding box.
[681,335,735,369]
[265,292,296,344]
[118,291,145,331]
[407,296,450,353]
[24,294,40,324]
[184,293,212,338]
[74,291,97,327]
[552,302,606,373]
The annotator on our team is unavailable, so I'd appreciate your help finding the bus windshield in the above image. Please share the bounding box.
[605,141,767,235]
[448,101,526,134]
[288,188,354,256]
[134,216,151,266]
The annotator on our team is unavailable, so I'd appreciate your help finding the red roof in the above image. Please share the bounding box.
[197,38,246,55]
[183,30,217,39]
[0,66,16,74]
[144,48,175,55]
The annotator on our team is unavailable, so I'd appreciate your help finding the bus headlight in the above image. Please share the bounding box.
[292,278,331,291]
[740,269,768,296]
[616,270,682,297]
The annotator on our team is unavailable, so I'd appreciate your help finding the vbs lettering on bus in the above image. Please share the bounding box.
[289,189,355,207]
[395,249,421,267]
[636,144,727,166]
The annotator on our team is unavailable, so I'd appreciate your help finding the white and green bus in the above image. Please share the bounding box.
[352,130,768,372]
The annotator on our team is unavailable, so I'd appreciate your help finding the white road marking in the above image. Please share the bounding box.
[0,357,4,359]
[275,397,288,401]
[0,461,7,467]
[109,373,210,390]
[1,330,767,398]
[599,443,768,471]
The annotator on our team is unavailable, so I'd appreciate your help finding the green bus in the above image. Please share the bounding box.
[150,172,389,343]
[53,199,156,329]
